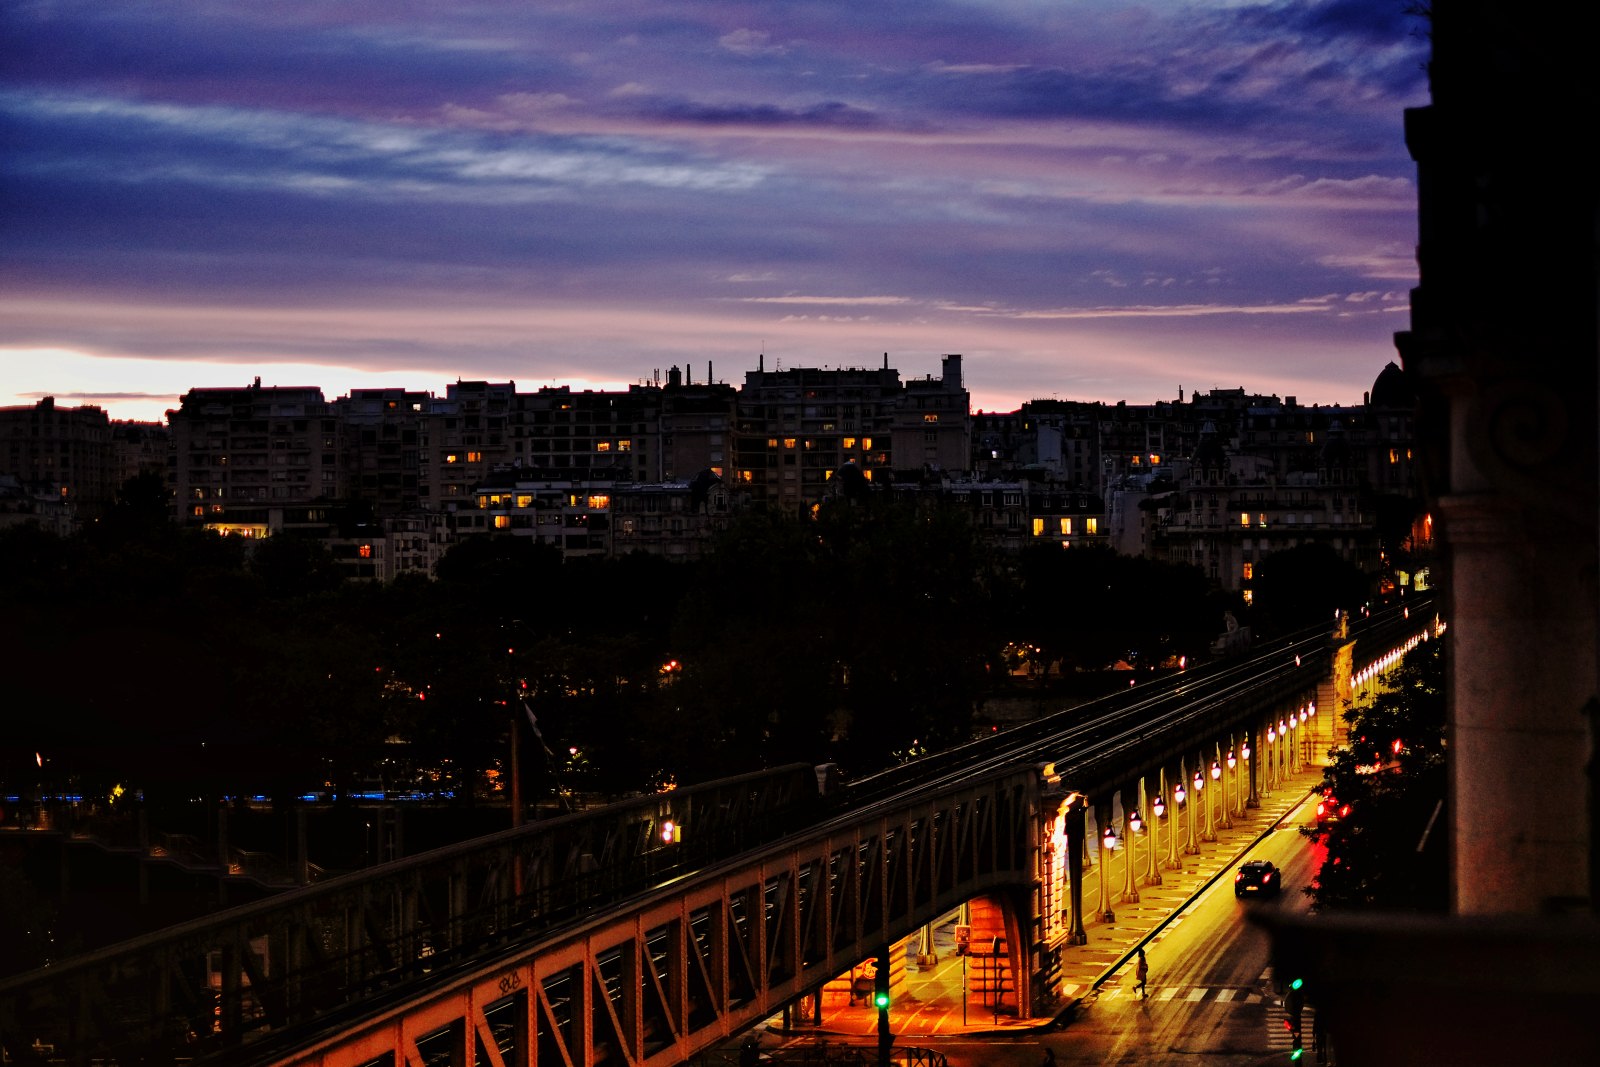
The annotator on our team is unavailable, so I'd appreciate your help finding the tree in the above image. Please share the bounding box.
[1303,638,1447,911]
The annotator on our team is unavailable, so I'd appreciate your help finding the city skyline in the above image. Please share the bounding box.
[2,1,1429,423]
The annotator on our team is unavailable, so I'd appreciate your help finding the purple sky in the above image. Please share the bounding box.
[1,1,1429,421]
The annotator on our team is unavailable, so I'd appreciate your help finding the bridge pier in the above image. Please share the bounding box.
[1119,785,1141,903]
[1215,742,1234,830]
[1065,802,1088,945]
[1141,774,1163,887]
[1160,767,1183,871]
[1095,799,1116,923]
[1245,726,1261,808]
[1180,758,1200,855]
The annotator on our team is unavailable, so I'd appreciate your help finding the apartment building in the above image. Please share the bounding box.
[0,397,122,521]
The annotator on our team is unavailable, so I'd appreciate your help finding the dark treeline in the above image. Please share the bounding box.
[2,487,1367,811]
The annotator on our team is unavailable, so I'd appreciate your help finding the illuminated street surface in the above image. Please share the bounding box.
[1034,798,1321,1067]
[769,791,1323,1067]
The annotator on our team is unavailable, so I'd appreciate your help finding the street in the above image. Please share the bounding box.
[767,790,1324,1067]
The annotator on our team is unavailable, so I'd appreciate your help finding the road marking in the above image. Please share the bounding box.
[1214,988,1235,1002]
[1185,988,1207,1002]
[1155,987,1178,1001]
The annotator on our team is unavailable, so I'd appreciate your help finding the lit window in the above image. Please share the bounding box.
[1060,517,1072,535]
[1240,512,1250,527]
[192,506,204,516]
[467,451,483,462]
[1085,517,1099,534]
[1389,448,1399,464]
[358,544,372,559]
[445,453,458,464]
[923,413,939,424]
[843,437,857,449]
[740,470,753,482]
[568,493,580,507]
[1131,455,1141,466]
[783,438,797,449]
[1032,518,1045,536]
[597,441,612,452]
[1150,454,1160,465]
[618,439,632,452]
[1242,589,1254,606]
[804,439,814,450]
[862,470,873,481]
[1243,562,1254,580]
[211,504,224,513]
[587,495,609,510]
[1258,513,1267,527]
[861,437,873,450]
[767,438,779,448]
[494,515,510,529]
[516,494,532,508]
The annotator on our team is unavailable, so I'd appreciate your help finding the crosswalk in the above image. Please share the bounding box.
[1082,983,1271,1004]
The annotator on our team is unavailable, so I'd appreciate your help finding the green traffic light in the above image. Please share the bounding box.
[1290,1049,1303,1061]
[874,991,890,1009]
[1289,977,1303,991]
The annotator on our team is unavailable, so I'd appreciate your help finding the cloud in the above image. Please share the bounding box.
[719,29,787,57]
[738,295,914,306]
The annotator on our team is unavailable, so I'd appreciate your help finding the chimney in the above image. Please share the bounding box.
[667,365,682,387]
[941,353,963,389]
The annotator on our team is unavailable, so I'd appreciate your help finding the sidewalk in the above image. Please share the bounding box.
[775,759,1330,1041]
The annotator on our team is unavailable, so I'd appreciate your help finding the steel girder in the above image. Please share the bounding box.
[0,765,820,1067]
[271,766,1038,1067]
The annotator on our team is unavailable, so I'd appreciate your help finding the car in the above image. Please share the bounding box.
[1234,859,1281,898]
[1316,791,1350,825]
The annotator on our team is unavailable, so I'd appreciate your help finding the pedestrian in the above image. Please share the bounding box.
[1040,1047,1057,1066]
[1134,948,1148,1000]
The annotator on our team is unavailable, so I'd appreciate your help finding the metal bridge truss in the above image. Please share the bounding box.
[276,766,1038,1067]
[0,765,823,1066]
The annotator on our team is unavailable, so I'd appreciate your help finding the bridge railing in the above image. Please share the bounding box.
[0,764,821,1067]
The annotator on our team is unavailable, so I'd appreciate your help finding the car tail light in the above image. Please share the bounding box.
[1263,872,1273,881]
[1234,871,1243,882]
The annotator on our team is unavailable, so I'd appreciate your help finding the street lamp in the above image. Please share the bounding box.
[1129,810,1143,834]
[1152,792,1166,819]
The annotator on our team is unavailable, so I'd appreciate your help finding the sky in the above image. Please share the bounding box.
[1,1,1431,423]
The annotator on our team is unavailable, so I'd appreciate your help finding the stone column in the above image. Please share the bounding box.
[1065,803,1087,944]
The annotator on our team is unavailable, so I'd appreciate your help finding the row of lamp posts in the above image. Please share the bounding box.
[1077,699,1320,926]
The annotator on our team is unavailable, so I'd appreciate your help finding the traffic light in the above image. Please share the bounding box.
[1285,977,1305,1061]
[873,962,890,1010]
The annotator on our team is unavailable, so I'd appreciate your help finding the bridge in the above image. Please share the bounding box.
[0,599,1437,1067]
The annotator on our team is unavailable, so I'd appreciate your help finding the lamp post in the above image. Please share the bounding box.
[1121,785,1140,904]
[1142,775,1162,886]
[1226,744,1240,818]
[1212,753,1228,830]
[1265,723,1277,793]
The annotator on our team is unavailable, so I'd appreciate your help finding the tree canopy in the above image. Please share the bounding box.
[1303,638,1448,912]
